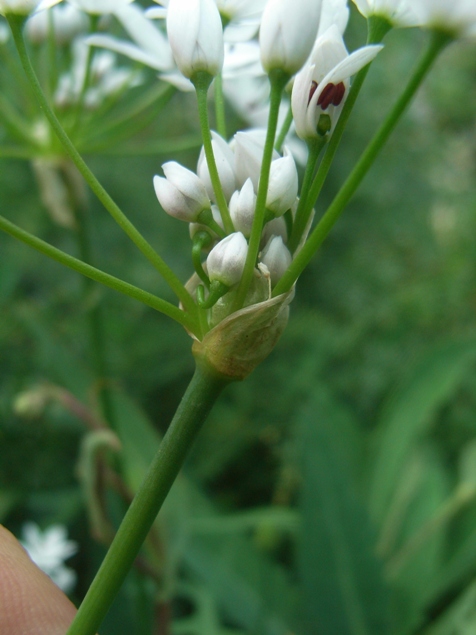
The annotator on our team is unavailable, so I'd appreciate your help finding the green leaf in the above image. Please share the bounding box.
[369,339,476,525]
[297,386,390,635]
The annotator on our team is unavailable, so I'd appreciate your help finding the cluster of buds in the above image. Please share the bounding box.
[154,129,296,322]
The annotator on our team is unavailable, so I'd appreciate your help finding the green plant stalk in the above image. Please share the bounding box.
[72,179,116,425]
[275,101,293,152]
[6,15,198,319]
[193,72,234,234]
[214,72,227,139]
[273,31,450,297]
[295,17,392,246]
[0,213,199,335]
[289,136,327,252]
[66,361,230,635]
[70,14,99,136]
[233,69,289,311]
[46,8,58,100]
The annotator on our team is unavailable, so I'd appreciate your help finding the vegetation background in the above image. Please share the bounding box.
[0,5,475,634]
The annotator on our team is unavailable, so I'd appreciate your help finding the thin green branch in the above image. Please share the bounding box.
[275,101,293,152]
[233,69,289,311]
[214,72,227,139]
[193,71,234,234]
[273,31,451,296]
[66,361,229,635]
[0,213,199,336]
[6,15,198,319]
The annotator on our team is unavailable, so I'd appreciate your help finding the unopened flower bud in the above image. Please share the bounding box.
[265,148,298,216]
[259,0,323,75]
[166,0,224,79]
[229,178,256,237]
[154,161,210,222]
[234,129,278,189]
[260,235,291,284]
[197,132,236,202]
[261,215,288,246]
[207,231,248,286]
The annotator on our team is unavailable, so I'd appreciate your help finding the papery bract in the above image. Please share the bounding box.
[166,0,224,79]
[259,0,323,75]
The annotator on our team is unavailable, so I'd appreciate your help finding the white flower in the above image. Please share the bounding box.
[351,0,419,28]
[265,147,298,216]
[197,132,237,203]
[26,4,87,45]
[167,0,224,79]
[229,178,256,236]
[413,0,476,37]
[154,162,210,222]
[233,129,279,189]
[21,522,77,593]
[292,26,383,140]
[0,0,59,16]
[86,3,174,74]
[67,0,133,14]
[318,0,350,37]
[259,0,323,75]
[260,235,291,284]
[207,231,248,286]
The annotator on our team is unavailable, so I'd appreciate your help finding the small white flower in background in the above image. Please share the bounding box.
[259,0,323,76]
[292,26,383,140]
[67,0,133,15]
[21,522,78,593]
[412,0,476,38]
[166,0,224,79]
[26,4,88,46]
[351,0,419,28]
[265,147,298,216]
[0,0,59,16]
[260,235,292,285]
[197,132,237,203]
[207,231,249,286]
[154,162,211,222]
[229,178,256,237]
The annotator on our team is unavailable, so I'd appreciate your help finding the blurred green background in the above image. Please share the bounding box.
[1,8,476,635]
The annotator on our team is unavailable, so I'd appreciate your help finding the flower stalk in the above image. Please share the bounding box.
[274,30,451,296]
[66,361,230,635]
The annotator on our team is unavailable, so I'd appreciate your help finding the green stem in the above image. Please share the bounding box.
[6,15,197,319]
[0,213,199,336]
[214,72,227,139]
[66,362,230,635]
[273,31,450,297]
[289,136,326,252]
[233,70,289,311]
[193,72,234,234]
[70,14,99,137]
[275,101,293,152]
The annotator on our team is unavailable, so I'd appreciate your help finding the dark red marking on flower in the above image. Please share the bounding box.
[308,80,318,105]
[317,81,346,110]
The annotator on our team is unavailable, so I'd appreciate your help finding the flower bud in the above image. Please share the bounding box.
[154,161,210,222]
[197,132,236,203]
[166,0,224,79]
[261,215,288,246]
[229,178,256,237]
[207,231,248,286]
[234,129,279,189]
[259,0,323,75]
[260,235,291,284]
[265,147,298,216]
